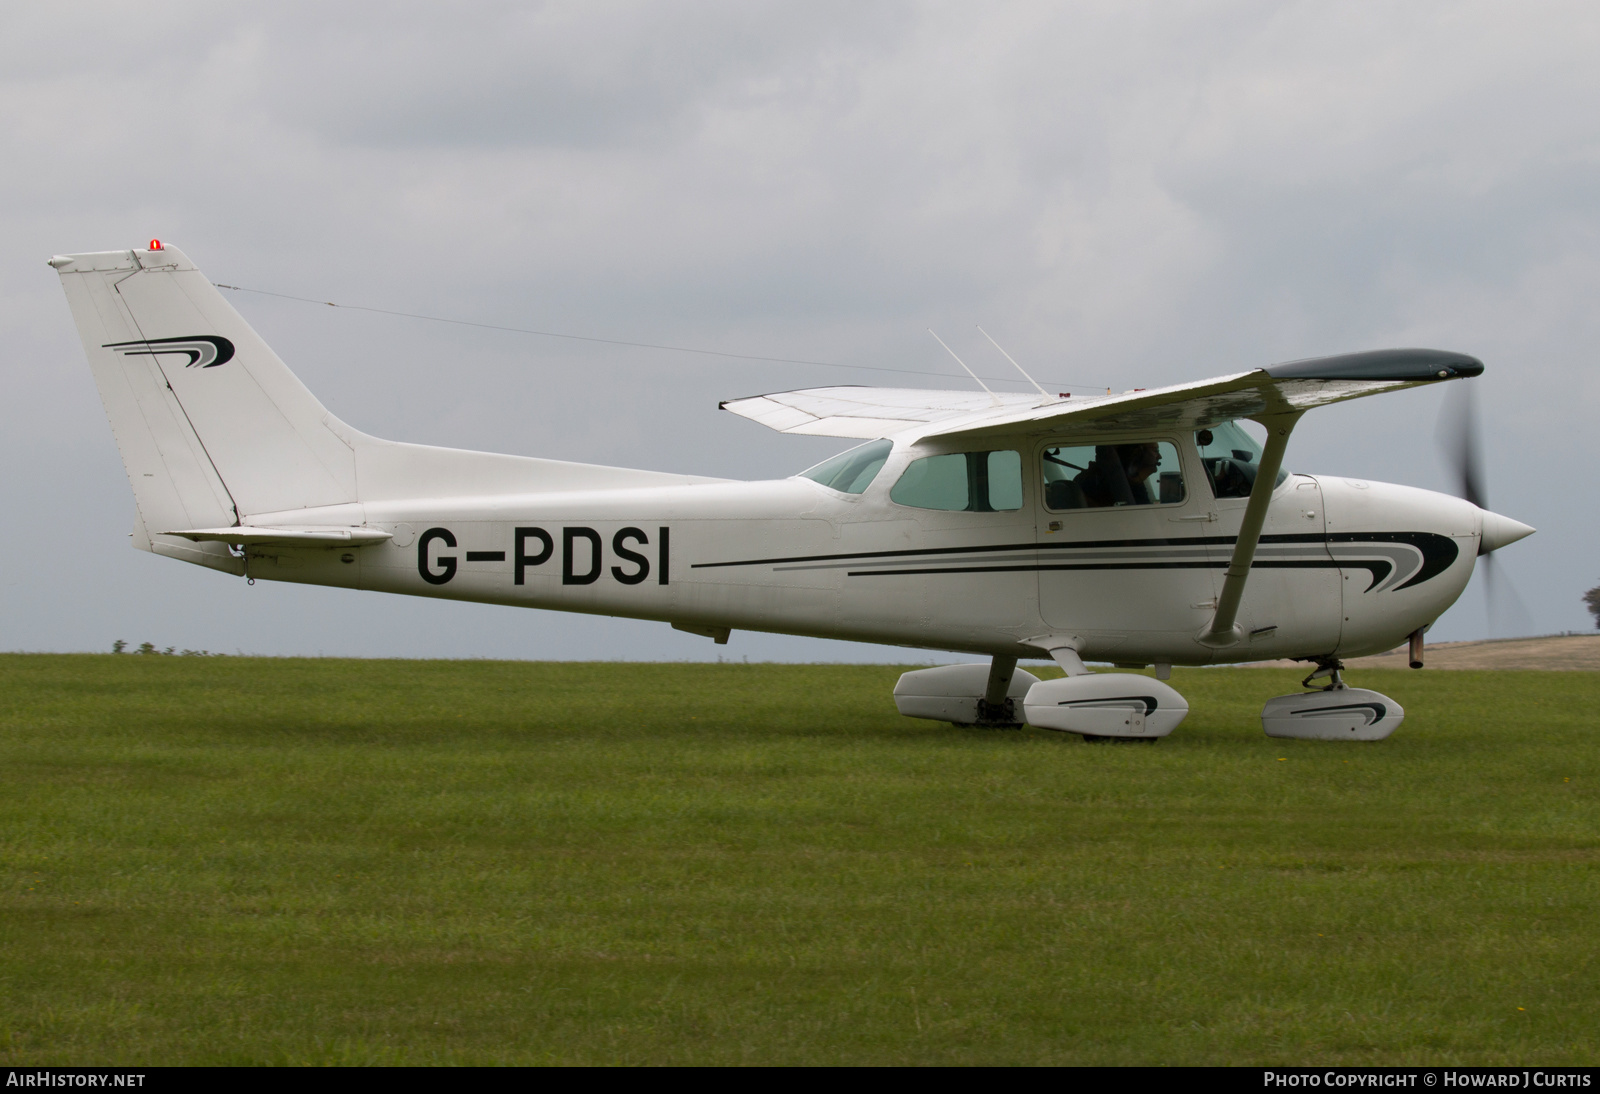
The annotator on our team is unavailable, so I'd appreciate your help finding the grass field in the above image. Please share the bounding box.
[0,654,1595,1065]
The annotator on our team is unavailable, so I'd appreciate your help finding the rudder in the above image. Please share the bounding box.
[51,245,359,564]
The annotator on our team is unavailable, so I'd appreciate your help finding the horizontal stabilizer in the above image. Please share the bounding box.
[163,526,393,547]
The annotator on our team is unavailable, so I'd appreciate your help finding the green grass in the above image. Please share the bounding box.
[0,654,1595,1065]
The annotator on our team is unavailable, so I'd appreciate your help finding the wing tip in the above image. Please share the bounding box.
[1267,348,1483,382]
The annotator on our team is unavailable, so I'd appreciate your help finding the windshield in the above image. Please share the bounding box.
[1194,421,1289,498]
[798,439,893,494]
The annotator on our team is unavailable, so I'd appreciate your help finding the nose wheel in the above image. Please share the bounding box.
[1263,657,1405,740]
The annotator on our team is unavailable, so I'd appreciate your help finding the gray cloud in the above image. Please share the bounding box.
[247,2,909,151]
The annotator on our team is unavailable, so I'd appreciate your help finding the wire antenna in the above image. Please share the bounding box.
[213,281,1112,391]
[977,326,1050,398]
[928,329,1000,406]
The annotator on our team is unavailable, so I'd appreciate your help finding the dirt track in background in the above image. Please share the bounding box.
[1247,633,1600,671]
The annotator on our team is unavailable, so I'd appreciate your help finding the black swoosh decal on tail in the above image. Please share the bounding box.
[103,335,235,369]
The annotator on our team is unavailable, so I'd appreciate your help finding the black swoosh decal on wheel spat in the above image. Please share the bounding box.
[1287,701,1387,725]
[1056,695,1160,715]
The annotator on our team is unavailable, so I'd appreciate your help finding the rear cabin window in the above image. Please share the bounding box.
[890,450,1023,512]
[799,439,893,494]
[1041,441,1185,511]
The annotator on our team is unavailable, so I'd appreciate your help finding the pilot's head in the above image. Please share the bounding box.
[1121,442,1161,483]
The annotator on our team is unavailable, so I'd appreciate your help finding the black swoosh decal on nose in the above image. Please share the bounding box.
[694,531,1460,592]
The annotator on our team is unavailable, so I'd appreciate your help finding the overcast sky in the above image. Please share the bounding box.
[3,1,1597,661]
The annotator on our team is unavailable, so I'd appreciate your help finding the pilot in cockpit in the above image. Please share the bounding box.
[1076,442,1163,507]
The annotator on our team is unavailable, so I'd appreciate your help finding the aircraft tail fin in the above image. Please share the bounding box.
[51,245,359,566]
[54,244,728,570]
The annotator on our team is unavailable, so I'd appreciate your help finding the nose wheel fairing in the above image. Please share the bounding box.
[1262,686,1404,741]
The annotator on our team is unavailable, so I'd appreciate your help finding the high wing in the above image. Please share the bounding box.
[720,348,1483,443]
[718,386,1050,439]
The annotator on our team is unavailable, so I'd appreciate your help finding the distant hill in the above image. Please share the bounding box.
[1245,633,1600,671]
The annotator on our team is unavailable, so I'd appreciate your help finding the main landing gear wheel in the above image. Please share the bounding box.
[893,658,1039,728]
[895,650,1191,740]
[1260,659,1405,741]
[1022,672,1188,740]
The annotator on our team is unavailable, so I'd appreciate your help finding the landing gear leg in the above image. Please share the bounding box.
[1300,658,1346,692]
[976,655,1021,728]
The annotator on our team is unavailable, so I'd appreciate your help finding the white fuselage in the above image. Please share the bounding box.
[238,441,1482,666]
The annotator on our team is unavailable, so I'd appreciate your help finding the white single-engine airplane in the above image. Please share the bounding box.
[52,243,1535,741]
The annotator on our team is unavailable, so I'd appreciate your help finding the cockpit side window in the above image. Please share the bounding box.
[1194,421,1289,499]
[890,450,1023,512]
[799,439,893,495]
[1042,441,1184,511]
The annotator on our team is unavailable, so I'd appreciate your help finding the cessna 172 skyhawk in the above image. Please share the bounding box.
[51,243,1534,742]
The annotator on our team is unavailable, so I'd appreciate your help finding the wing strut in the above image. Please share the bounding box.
[1198,411,1304,648]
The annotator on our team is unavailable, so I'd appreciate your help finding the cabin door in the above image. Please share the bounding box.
[1033,437,1223,655]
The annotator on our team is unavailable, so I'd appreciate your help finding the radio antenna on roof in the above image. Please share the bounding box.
[928,329,1001,406]
[977,326,1051,398]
